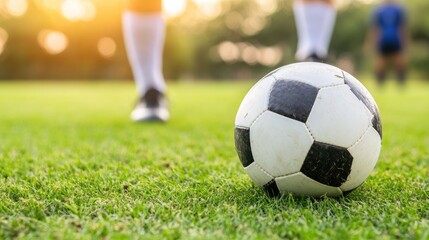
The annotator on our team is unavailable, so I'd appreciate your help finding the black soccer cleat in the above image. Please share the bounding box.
[304,53,326,63]
[131,88,169,122]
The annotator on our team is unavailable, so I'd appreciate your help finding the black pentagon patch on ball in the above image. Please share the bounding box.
[268,80,319,123]
[301,142,353,187]
[234,127,254,168]
[263,179,280,197]
[344,72,382,139]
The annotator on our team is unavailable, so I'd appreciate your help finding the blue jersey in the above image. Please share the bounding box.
[373,3,406,52]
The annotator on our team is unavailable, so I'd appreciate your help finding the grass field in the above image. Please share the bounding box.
[0,80,428,239]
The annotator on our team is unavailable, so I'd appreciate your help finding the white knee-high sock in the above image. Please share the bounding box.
[294,2,312,61]
[293,1,336,60]
[313,3,336,58]
[123,12,166,95]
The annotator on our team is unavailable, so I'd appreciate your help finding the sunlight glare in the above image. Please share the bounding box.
[163,0,186,18]
[193,0,222,19]
[61,0,96,21]
[35,0,62,11]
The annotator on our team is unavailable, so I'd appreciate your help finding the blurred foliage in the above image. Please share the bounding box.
[0,0,427,80]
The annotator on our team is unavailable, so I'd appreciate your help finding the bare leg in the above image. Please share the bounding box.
[375,55,388,87]
[393,52,407,86]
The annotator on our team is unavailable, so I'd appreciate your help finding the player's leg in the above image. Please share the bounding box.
[392,52,407,86]
[123,0,169,122]
[293,0,336,62]
[374,54,388,87]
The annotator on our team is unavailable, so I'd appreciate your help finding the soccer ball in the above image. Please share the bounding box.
[234,62,382,197]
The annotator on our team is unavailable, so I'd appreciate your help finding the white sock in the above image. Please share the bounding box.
[122,12,166,96]
[293,1,336,60]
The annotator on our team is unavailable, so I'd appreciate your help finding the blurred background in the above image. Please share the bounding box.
[0,0,427,81]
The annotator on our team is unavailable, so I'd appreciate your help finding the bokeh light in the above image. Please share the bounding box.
[217,41,240,63]
[34,0,62,11]
[242,16,267,36]
[217,41,283,67]
[61,0,96,21]
[0,0,425,80]
[98,37,117,58]
[38,30,69,55]
[193,0,222,20]
[336,0,378,9]
[225,11,243,31]
[255,0,278,15]
[0,27,8,55]
[241,44,259,65]
[163,0,186,18]
[5,0,28,17]
[258,46,283,67]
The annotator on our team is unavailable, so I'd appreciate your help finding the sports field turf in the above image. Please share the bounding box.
[0,80,428,239]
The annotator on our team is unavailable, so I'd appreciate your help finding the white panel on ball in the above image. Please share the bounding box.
[235,76,276,128]
[271,62,345,88]
[276,172,343,197]
[250,111,314,177]
[341,127,382,191]
[244,162,274,187]
[306,85,372,148]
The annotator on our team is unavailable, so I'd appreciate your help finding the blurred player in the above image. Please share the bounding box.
[366,0,409,87]
[293,0,336,62]
[123,0,169,122]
